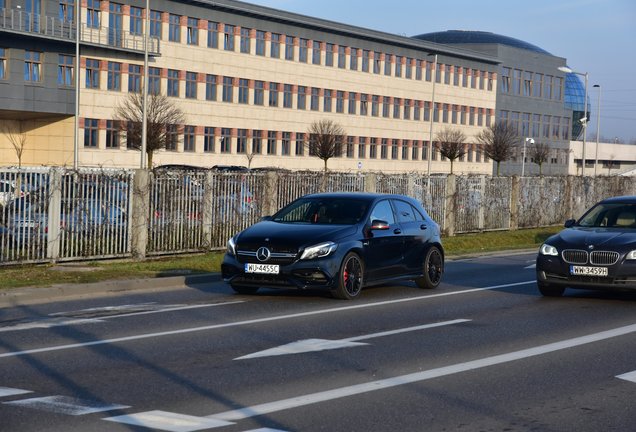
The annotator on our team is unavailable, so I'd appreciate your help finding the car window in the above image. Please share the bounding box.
[579,203,636,228]
[369,200,395,224]
[393,200,416,223]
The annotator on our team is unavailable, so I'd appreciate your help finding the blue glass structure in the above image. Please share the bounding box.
[563,71,591,140]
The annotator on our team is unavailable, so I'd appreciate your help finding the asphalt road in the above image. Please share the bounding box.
[1,251,636,432]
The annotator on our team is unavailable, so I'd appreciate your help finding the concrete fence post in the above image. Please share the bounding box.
[444,174,456,237]
[202,171,214,249]
[131,169,150,259]
[46,167,62,261]
[262,171,279,216]
[510,175,520,231]
[364,172,377,193]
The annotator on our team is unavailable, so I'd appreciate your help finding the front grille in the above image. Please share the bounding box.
[590,251,620,266]
[562,249,587,265]
[237,250,297,265]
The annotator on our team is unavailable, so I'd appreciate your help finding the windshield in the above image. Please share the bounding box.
[577,203,636,228]
[273,197,369,225]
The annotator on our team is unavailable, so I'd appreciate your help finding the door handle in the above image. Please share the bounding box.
[393,228,402,234]
[420,224,427,230]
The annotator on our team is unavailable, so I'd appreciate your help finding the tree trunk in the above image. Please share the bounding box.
[321,159,328,192]
[147,151,153,169]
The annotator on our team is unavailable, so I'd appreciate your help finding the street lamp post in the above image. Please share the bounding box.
[426,53,438,180]
[558,66,588,176]
[523,138,534,177]
[593,84,601,177]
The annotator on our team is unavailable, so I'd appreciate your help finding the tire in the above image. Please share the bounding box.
[331,252,364,300]
[415,246,444,289]
[231,285,260,295]
[537,282,565,297]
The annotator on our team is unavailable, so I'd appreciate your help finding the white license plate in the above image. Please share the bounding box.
[245,263,280,274]
[570,265,608,277]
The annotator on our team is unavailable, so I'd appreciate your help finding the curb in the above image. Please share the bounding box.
[0,273,222,307]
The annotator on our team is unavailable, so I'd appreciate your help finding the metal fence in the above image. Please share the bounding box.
[2,166,636,266]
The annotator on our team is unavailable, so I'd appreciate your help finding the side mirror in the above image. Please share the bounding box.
[564,219,576,228]
[370,219,390,230]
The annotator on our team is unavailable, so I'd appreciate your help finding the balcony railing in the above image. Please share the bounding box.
[0,8,160,55]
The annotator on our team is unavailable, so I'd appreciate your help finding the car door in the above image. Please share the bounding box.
[364,199,404,281]
[393,199,430,273]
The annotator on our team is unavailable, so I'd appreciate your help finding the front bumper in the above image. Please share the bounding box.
[221,253,341,290]
[536,254,636,290]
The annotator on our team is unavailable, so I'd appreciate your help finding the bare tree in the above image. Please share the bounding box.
[434,127,467,174]
[114,92,185,168]
[475,121,519,176]
[528,141,551,176]
[305,120,346,190]
[1,121,27,168]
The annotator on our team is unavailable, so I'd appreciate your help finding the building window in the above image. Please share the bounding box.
[362,50,370,72]
[391,139,399,159]
[348,92,356,115]
[513,69,522,95]
[312,41,321,65]
[416,59,423,80]
[285,36,294,60]
[182,125,195,152]
[554,76,563,101]
[269,82,279,107]
[338,45,346,69]
[501,67,510,93]
[207,22,218,48]
[283,84,293,108]
[299,38,308,63]
[220,128,231,153]
[86,0,101,28]
[414,101,421,120]
[24,50,42,82]
[166,125,179,151]
[281,132,291,155]
[310,87,319,111]
[84,118,99,148]
[204,127,215,153]
[325,43,334,67]
[267,131,277,155]
[222,76,233,102]
[412,141,419,160]
[106,120,120,148]
[346,136,355,158]
[336,91,344,113]
[270,33,281,58]
[324,89,332,112]
[85,58,100,89]
[224,25,235,51]
[442,103,449,123]
[374,52,381,74]
[240,27,251,53]
[204,74,217,101]
[254,80,264,105]
[402,140,409,160]
[252,130,262,154]
[107,61,121,90]
[405,58,413,79]
[381,138,388,159]
[169,14,181,42]
[58,54,74,86]
[436,63,442,84]
[186,71,197,99]
[404,99,411,120]
[167,69,179,97]
[533,73,543,98]
[235,129,246,153]
[382,97,390,118]
[395,56,402,77]
[130,6,142,35]
[369,138,377,159]
[149,10,161,38]
[297,86,306,110]
[371,95,379,117]
[544,75,553,99]
[59,0,74,22]
[350,48,358,70]
[358,137,366,159]
[187,17,199,45]
[238,78,249,104]
[128,64,141,92]
[148,66,161,95]
[255,30,265,56]
[295,133,304,156]
[360,94,368,116]
[393,98,401,119]
[384,54,392,76]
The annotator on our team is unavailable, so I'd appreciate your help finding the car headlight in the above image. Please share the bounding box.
[300,241,337,260]
[539,244,558,256]
[627,251,636,260]
[227,237,237,256]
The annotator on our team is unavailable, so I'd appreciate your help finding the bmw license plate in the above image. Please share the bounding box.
[245,263,280,274]
[570,265,608,277]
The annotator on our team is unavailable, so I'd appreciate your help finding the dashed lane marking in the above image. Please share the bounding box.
[103,410,233,432]
[0,387,32,397]
[3,395,129,415]
[617,370,636,383]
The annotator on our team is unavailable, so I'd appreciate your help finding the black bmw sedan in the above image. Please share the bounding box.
[222,192,444,300]
[536,195,636,297]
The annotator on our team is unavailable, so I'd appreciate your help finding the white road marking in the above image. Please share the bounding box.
[616,370,636,383]
[0,318,103,332]
[235,319,470,360]
[0,387,32,397]
[3,395,129,415]
[0,281,534,359]
[104,410,233,431]
[525,264,536,269]
[208,323,636,422]
[243,429,289,432]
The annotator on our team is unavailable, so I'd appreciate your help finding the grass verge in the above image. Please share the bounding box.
[0,226,560,291]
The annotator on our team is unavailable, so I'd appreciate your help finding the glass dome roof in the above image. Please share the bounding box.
[412,30,552,55]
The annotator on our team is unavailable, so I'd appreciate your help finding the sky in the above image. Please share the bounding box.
[246,0,636,143]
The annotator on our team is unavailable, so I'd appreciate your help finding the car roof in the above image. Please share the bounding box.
[302,192,418,203]
[600,196,636,204]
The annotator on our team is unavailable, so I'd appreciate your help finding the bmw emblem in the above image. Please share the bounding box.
[588,244,594,250]
[256,247,271,262]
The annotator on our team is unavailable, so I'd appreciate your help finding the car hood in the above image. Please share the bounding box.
[235,221,358,249]
[552,227,636,249]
